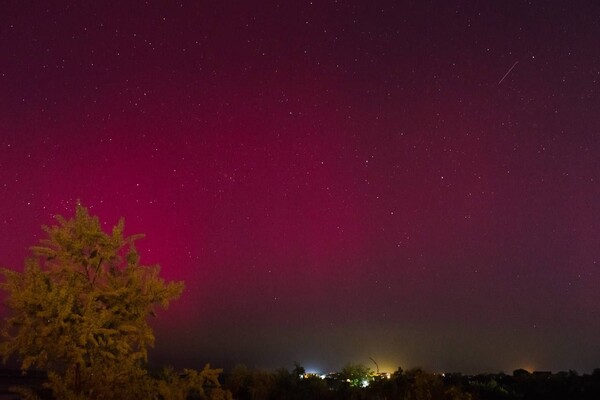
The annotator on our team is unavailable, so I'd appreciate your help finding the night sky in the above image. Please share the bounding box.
[1,1,599,374]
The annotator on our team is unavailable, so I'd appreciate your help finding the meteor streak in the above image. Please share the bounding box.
[498,61,519,85]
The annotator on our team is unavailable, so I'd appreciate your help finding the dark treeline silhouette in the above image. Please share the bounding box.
[221,364,600,400]
[2,365,600,399]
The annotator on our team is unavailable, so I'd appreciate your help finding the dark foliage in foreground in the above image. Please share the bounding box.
[222,364,600,400]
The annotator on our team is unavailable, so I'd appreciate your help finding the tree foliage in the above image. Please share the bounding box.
[0,204,229,399]
[340,363,373,388]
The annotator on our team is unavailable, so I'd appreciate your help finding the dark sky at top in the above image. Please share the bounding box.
[1,1,599,374]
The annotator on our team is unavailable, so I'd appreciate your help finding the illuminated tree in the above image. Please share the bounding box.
[0,204,229,399]
[292,361,305,378]
[340,363,373,388]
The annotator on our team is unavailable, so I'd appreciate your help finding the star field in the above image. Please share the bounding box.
[1,1,599,374]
